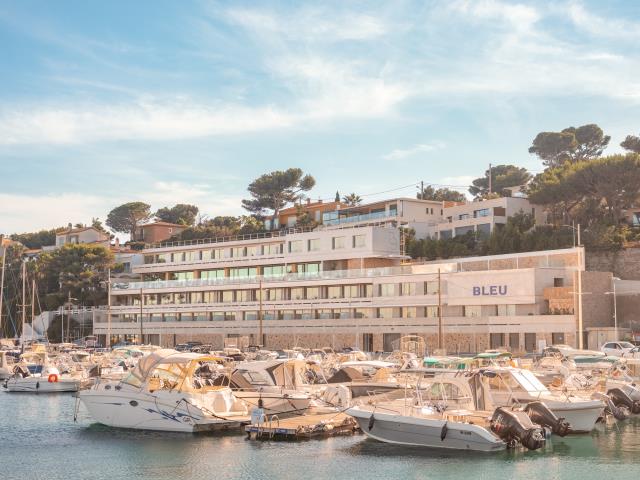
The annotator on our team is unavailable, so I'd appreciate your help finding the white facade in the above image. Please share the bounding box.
[436,196,545,239]
[94,230,583,353]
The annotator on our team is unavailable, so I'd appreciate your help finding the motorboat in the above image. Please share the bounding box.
[469,367,605,433]
[79,349,249,432]
[230,359,314,415]
[325,360,401,399]
[4,351,82,393]
[0,351,13,381]
[347,375,548,452]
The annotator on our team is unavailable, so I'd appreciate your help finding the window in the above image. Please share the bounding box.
[290,288,305,300]
[377,308,394,319]
[525,333,536,352]
[474,208,490,218]
[458,214,470,220]
[425,281,439,295]
[200,269,224,280]
[554,277,564,287]
[263,265,285,277]
[327,286,342,299]
[191,292,203,304]
[509,333,519,351]
[317,309,333,319]
[212,249,224,260]
[344,285,360,298]
[175,292,189,304]
[306,287,321,300]
[401,283,416,296]
[263,288,285,301]
[552,332,565,345]
[354,308,370,319]
[490,333,505,349]
[229,267,257,278]
[464,305,482,317]
[362,333,373,352]
[383,333,401,352]
[174,271,194,280]
[231,247,246,258]
[353,235,366,248]
[298,263,320,274]
[426,306,439,318]
[222,291,234,303]
[247,246,259,257]
[212,312,225,321]
[160,293,173,305]
[244,311,258,320]
[379,283,396,297]
[236,290,254,302]
[497,304,516,316]
[224,312,236,321]
[308,238,321,251]
[402,307,422,318]
[332,237,346,249]
[264,243,283,255]
[279,310,294,320]
[288,240,303,253]
[203,291,218,303]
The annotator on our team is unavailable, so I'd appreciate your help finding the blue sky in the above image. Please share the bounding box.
[1,0,639,235]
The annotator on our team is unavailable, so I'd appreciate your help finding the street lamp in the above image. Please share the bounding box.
[604,277,621,342]
[560,223,581,247]
[63,293,78,344]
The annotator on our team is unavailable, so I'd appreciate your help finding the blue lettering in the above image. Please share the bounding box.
[498,285,507,295]
[473,287,481,296]
[489,286,497,295]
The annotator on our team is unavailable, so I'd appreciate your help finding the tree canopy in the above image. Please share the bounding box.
[241,168,315,219]
[417,186,466,203]
[173,215,264,241]
[527,153,640,227]
[155,204,199,226]
[106,202,152,237]
[621,134,640,154]
[528,124,610,168]
[342,193,363,206]
[10,228,63,249]
[469,165,531,198]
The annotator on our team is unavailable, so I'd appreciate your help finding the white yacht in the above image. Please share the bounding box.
[0,351,13,381]
[470,367,605,433]
[347,375,546,452]
[79,349,249,432]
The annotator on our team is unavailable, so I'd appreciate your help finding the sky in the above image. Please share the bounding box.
[1,0,639,236]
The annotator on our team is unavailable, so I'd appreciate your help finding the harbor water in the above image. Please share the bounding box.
[2,393,640,480]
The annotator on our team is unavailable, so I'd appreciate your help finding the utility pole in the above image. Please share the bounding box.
[0,251,5,338]
[258,277,264,347]
[488,163,492,194]
[438,268,443,351]
[577,223,583,349]
[613,279,618,342]
[67,290,72,344]
[139,287,144,345]
[420,180,424,199]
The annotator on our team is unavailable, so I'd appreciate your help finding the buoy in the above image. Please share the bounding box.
[48,373,59,383]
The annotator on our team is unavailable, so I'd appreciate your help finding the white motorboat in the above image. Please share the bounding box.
[230,359,314,415]
[79,349,249,432]
[347,375,546,452]
[470,367,605,433]
[0,351,13,381]
[4,351,81,393]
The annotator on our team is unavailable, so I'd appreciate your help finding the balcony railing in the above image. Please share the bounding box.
[112,264,423,291]
[323,210,396,226]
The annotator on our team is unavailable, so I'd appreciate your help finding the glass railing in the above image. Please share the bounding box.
[323,210,395,226]
[111,264,424,291]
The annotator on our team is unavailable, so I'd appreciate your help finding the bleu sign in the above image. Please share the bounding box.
[473,285,508,296]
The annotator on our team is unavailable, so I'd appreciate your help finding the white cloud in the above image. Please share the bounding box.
[438,176,476,189]
[0,183,244,236]
[565,1,640,40]
[448,0,540,31]
[0,99,293,145]
[225,7,387,42]
[383,142,445,160]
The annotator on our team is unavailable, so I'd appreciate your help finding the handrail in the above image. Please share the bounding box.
[145,226,318,250]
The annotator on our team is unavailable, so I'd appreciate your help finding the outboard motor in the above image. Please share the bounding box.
[524,401,570,437]
[607,388,640,415]
[592,392,628,421]
[490,407,546,450]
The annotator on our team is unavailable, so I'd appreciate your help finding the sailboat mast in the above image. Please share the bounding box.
[21,261,26,346]
[31,278,36,343]
[0,251,5,338]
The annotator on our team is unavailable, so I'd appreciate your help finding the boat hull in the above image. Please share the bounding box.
[4,376,80,393]
[346,408,505,452]
[233,391,311,415]
[79,389,244,433]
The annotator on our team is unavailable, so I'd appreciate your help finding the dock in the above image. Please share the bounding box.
[245,412,359,440]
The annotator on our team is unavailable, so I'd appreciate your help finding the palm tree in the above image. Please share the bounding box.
[342,193,362,206]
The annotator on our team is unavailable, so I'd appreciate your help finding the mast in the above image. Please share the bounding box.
[31,278,36,343]
[0,250,5,338]
[437,268,443,351]
[258,277,263,346]
[107,268,111,348]
[21,261,26,348]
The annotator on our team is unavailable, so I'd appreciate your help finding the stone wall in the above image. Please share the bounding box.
[586,248,640,280]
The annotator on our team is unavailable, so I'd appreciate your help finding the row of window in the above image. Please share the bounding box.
[112,307,441,323]
[144,233,369,265]
[143,263,321,282]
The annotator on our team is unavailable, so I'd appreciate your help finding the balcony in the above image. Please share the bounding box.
[323,210,396,226]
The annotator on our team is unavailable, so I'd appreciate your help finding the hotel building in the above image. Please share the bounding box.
[94,223,613,353]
